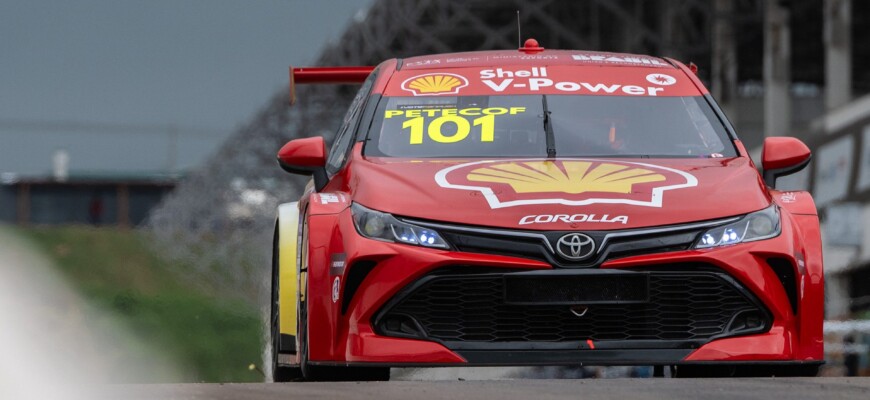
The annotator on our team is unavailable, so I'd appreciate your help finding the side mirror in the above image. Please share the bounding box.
[277,137,328,191]
[761,137,811,188]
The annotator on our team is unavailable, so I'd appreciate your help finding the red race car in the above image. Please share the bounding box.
[269,41,823,381]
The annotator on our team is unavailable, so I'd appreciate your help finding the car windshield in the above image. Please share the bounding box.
[366,95,736,158]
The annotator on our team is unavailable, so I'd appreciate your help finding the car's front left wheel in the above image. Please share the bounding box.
[271,224,302,382]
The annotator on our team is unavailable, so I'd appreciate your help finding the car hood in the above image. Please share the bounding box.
[350,156,770,231]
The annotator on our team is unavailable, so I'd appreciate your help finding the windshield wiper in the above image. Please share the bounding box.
[542,95,556,158]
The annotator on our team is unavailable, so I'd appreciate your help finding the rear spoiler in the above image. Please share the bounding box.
[289,66,375,105]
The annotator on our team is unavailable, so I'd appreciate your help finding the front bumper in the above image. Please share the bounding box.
[304,208,824,366]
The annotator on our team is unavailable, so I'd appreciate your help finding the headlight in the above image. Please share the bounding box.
[695,205,780,249]
[351,203,449,249]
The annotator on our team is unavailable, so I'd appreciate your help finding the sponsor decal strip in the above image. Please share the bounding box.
[387,66,700,97]
[318,193,340,204]
[571,54,669,66]
[479,68,670,96]
[401,53,671,69]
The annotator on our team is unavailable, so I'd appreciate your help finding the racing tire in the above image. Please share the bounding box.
[271,225,302,382]
[674,364,820,378]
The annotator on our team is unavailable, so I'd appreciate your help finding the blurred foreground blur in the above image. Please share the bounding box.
[0,225,263,390]
[0,227,179,398]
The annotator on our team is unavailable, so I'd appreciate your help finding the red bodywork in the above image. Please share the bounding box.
[762,137,812,171]
[284,49,824,367]
[277,137,327,168]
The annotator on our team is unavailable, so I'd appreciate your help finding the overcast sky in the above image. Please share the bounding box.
[0,0,372,176]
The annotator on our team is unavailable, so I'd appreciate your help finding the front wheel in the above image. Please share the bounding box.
[271,226,302,382]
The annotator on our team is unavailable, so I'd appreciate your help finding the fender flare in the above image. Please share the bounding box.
[276,202,300,338]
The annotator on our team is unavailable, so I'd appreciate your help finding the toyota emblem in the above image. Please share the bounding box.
[556,233,596,261]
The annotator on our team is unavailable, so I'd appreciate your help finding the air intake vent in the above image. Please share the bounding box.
[375,266,770,346]
[766,258,798,315]
[341,261,377,314]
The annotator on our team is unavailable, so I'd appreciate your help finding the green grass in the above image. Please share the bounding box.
[11,225,264,383]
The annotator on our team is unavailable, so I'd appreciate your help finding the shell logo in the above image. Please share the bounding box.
[435,159,698,209]
[467,161,666,194]
[401,73,469,96]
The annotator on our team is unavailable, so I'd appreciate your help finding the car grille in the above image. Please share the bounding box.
[375,266,769,346]
[404,217,737,268]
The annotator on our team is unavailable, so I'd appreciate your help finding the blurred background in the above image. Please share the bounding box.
[1,0,869,383]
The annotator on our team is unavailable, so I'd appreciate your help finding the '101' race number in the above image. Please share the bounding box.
[385,107,526,144]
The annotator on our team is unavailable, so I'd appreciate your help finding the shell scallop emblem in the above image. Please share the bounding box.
[401,73,469,96]
[435,159,698,209]
[467,161,666,194]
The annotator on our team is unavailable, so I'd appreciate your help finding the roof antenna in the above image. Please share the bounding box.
[516,10,521,48]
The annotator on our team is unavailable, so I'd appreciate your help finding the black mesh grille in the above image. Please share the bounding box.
[377,269,768,343]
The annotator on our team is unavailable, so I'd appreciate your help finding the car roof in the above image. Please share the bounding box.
[399,49,676,71]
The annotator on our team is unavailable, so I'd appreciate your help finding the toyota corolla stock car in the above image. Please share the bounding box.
[268,41,823,381]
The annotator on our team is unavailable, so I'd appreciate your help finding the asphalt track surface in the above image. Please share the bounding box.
[93,377,870,400]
